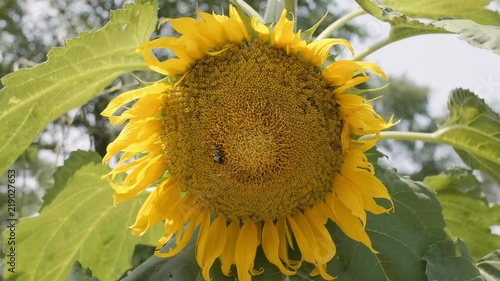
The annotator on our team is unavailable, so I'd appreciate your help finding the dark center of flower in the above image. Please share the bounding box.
[162,42,343,222]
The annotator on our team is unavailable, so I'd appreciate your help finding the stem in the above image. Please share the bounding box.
[352,37,393,61]
[316,8,366,41]
[370,131,438,143]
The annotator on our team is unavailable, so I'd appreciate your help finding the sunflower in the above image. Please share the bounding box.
[102,6,395,281]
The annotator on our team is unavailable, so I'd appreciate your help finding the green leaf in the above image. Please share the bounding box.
[433,20,500,56]
[44,149,102,207]
[436,89,500,184]
[424,168,500,259]
[381,0,500,26]
[477,250,500,281]
[388,16,448,43]
[355,0,500,56]
[354,0,448,59]
[0,0,158,174]
[423,167,482,197]
[423,239,483,281]
[122,163,448,280]
[3,150,163,281]
[68,261,100,281]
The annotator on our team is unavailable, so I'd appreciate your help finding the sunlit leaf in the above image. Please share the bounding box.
[355,0,500,55]
[436,89,500,184]
[2,151,163,281]
[424,168,500,259]
[381,0,500,26]
[355,0,447,44]
[0,0,158,174]
[423,167,482,196]
[423,239,483,280]
[122,162,449,280]
[434,20,500,56]
[389,16,448,42]
[477,250,500,281]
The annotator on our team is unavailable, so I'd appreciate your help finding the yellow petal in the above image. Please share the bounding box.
[322,60,364,86]
[341,149,374,173]
[335,93,395,135]
[111,154,167,204]
[293,210,336,279]
[271,10,305,55]
[139,38,187,62]
[103,120,163,162]
[161,17,206,42]
[327,193,377,253]
[197,11,229,47]
[333,173,367,226]
[220,220,240,276]
[251,16,270,43]
[303,207,336,265]
[156,203,203,258]
[200,215,227,281]
[339,152,393,213]
[340,121,351,153]
[196,211,212,268]
[156,197,195,249]
[235,221,260,281]
[213,13,246,43]
[101,83,170,117]
[332,76,370,95]
[357,61,388,80]
[302,39,353,66]
[109,93,165,125]
[287,214,315,264]
[276,217,302,270]
[130,179,180,235]
[310,264,335,280]
[262,220,296,275]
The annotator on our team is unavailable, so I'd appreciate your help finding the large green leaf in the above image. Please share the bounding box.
[433,20,500,56]
[423,167,482,197]
[424,168,500,259]
[355,0,500,56]
[2,150,163,281]
[0,0,158,174]
[436,89,500,184]
[354,0,448,54]
[381,0,500,26]
[388,16,448,42]
[356,0,500,26]
[423,239,483,281]
[477,250,500,281]
[122,162,449,280]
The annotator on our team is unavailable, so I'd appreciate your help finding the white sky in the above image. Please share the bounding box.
[355,32,500,117]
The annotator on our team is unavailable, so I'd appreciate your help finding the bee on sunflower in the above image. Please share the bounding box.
[102,4,395,281]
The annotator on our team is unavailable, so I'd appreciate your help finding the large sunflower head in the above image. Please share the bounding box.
[103,6,396,281]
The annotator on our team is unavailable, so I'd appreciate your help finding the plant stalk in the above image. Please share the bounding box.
[316,8,366,41]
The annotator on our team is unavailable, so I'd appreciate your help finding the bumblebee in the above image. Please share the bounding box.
[213,147,224,164]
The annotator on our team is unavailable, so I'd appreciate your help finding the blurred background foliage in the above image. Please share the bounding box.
[0,0,485,274]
